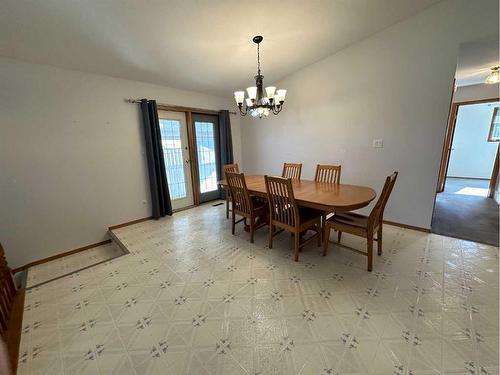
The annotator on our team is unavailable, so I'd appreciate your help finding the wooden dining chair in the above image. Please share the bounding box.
[322,172,398,271]
[314,164,342,235]
[226,172,267,243]
[265,176,323,261]
[223,163,239,219]
[314,164,341,184]
[282,163,302,180]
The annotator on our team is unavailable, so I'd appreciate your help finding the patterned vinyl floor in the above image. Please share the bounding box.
[25,242,125,288]
[17,202,499,374]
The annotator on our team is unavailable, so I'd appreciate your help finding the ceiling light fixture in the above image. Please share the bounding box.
[234,36,286,118]
[485,66,500,84]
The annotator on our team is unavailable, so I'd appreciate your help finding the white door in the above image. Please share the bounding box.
[158,110,194,210]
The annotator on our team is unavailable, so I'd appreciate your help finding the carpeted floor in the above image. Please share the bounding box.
[432,178,499,246]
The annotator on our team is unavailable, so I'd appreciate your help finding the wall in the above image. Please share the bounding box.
[0,58,242,268]
[240,0,498,229]
[447,102,498,179]
[454,83,499,102]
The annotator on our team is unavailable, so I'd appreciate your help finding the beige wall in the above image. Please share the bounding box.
[454,83,499,102]
[0,58,242,268]
[240,0,498,229]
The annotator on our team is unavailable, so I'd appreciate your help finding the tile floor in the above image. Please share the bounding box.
[17,203,499,374]
[25,242,125,288]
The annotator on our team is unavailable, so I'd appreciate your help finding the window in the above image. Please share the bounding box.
[488,107,500,142]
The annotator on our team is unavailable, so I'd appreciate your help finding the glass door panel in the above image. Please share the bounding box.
[193,114,220,203]
[158,110,194,210]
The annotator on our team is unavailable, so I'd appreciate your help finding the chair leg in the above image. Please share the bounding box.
[323,224,331,256]
[231,211,236,235]
[316,223,322,247]
[250,218,255,244]
[268,225,274,249]
[294,232,300,262]
[225,194,230,219]
[377,226,383,256]
[367,236,373,272]
[337,231,342,243]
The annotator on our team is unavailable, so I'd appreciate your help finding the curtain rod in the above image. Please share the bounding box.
[125,98,237,115]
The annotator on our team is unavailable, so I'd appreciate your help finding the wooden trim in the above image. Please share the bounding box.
[157,104,220,115]
[12,240,112,273]
[5,288,25,372]
[447,176,490,180]
[453,97,500,106]
[383,220,431,233]
[186,111,201,206]
[436,103,459,193]
[108,217,152,230]
[488,145,499,198]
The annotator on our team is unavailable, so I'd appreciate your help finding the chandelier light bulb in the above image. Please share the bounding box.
[486,67,500,85]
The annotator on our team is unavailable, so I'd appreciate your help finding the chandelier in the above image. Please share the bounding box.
[234,36,287,118]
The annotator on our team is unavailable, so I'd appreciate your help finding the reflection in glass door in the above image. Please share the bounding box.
[193,114,220,203]
[158,110,194,210]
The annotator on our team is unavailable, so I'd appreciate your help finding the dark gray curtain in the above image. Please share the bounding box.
[218,110,234,198]
[140,99,172,218]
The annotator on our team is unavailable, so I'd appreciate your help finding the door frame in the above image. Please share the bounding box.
[157,104,221,206]
[157,110,195,210]
[192,113,221,203]
[436,96,500,193]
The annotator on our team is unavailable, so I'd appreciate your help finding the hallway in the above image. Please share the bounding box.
[432,178,499,246]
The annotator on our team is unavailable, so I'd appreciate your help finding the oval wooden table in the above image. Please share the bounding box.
[219,175,377,212]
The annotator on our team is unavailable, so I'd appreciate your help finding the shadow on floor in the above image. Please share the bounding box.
[432,178,499,246]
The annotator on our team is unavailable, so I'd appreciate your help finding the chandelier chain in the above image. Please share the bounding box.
[257,42,261,75]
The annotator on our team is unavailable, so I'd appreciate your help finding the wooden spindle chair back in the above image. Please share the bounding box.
[264,176,299,230]
[0,243,16,338]
[226,172,253,216]
[223,163,239,175]
[282,163,302,180]
[314,164,341,184]
[368,171,398,231]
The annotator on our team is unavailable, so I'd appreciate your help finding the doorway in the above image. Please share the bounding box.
[432,99,499,245]
[157,109,222,210]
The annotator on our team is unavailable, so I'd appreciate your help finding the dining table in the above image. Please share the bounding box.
[218,175,377,213]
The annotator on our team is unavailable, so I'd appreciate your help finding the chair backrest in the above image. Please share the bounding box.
[264,175,299,229]
[223,163,239,175]
[368,172,398,229]
[226,172,252,216]
[314,164,341,184]
[282,163,302,180]
[0,242,16,335]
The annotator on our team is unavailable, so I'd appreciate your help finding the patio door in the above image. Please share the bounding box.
[192,114,221,203]
[158,110,194,210]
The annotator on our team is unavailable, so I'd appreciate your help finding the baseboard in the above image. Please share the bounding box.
[383,220,431,233]
[12,239,112,273]
[108,216,152,230]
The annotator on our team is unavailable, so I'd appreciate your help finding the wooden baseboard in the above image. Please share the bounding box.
[5,288,25,372]
[383,220,431,233]
[12,240,112,273]
[108,216,152,230]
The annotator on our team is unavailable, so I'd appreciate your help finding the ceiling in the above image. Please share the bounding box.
[456,35,500,87]
[0,0,440,96]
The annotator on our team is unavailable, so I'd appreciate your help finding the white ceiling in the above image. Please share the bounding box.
[456,35,500,87]
[0,0,440,96]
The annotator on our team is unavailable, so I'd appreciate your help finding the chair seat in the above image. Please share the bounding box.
[299,207,324,224]
[327,212,368,228]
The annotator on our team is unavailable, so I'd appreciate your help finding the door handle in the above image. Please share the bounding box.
[185,159,191,164]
